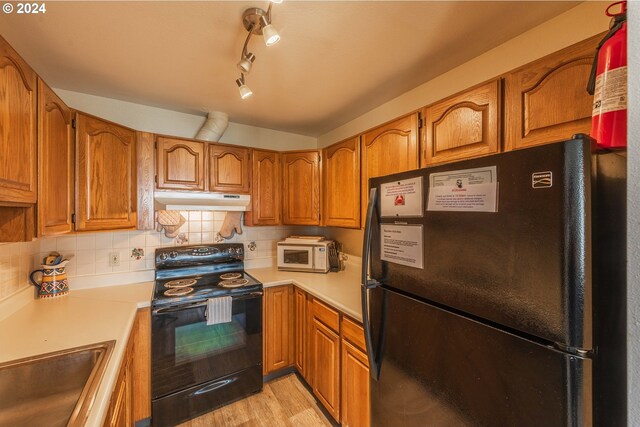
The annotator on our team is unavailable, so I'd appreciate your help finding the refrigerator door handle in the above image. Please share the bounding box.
[362,187,381,380]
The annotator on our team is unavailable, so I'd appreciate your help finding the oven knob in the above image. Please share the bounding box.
[169,251,178,259]
[159,253,168,261]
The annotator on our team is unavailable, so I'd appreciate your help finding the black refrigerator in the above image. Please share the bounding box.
[361,136,626,427]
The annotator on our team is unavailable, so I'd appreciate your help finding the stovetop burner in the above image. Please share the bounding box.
[219,278,250,288]
[220,272,242,280]
[164,287,194,297]
[164,279,198,289]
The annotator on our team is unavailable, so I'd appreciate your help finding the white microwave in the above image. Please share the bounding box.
[276,238,338,273]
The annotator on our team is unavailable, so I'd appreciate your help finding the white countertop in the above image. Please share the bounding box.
[0,281,154,427]
[0,261,363,426]
[247,261,363,321]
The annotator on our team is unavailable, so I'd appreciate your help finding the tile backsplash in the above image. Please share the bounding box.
[0,211,318,301]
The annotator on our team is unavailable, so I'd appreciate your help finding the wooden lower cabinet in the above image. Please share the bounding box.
[132,307,151,422]
[311,317,341,422]
[309,298,341,422]
[341,318,370,427]
[103,336,134,427]
[103,308,150,426]
[264,287,371,426]
[294,287,307,376]
[263,285,294,374]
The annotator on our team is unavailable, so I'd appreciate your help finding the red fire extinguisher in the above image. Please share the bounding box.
[587,1,627,149]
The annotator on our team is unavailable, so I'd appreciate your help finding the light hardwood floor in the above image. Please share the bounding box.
[177,374,334,427]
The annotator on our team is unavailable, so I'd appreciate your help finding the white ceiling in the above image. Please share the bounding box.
[0,1,579,137]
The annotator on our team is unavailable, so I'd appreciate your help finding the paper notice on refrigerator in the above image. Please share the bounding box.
[380,224,424,269]
[427,166,498,212]
[380,177,423,217]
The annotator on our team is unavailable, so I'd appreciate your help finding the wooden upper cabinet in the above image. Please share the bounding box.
[422,79,501,166]
[504,33,600,150]
[361,113,419,222]
[322,137,361,228]
[37,80,74,236]
[245,149,281,226]
[75,113,137,231]
[208,144,250,193]
[156,136,205,191]
[0,35,37,205]
[282,151,320,226]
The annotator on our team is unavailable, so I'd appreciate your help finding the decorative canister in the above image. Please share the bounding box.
[29,260,69,298]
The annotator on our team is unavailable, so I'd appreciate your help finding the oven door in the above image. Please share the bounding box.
[277,244,314,271]
[151,291,262,399]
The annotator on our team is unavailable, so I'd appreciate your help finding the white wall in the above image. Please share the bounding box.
[318,1,610,147]
[627,2,639,425]
[54,89,317,151]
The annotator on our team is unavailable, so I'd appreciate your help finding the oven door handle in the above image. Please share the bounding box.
[152,291,263,314]
[189,376,239,397]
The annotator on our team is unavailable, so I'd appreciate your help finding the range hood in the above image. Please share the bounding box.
[154,191,251,211]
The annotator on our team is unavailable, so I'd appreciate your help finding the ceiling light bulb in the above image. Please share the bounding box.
[270,0,283,4]
[260,18,280,46]
[236,76,253,99]
[237,52,256,73]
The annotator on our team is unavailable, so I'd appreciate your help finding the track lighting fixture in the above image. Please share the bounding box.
[236,74,252,99]
[261,18,280,46]
[234,1,282,98]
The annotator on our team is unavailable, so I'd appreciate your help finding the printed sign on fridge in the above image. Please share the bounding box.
[380,224,424,269]
[380,177,423,217]
[427,166,498,212]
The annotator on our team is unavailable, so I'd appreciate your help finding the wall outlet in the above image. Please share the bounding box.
[109,252,120,266]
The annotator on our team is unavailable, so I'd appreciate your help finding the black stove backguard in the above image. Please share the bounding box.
[155,244,245,270]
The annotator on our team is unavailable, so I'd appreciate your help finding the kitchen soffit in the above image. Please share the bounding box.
[0,1,579,137]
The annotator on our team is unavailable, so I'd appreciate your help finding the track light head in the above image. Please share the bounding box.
[237,52,256,73]
[236,74,253,99]
[261,19,280,46]
[243,8,280,47]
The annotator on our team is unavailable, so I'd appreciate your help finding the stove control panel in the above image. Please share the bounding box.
[155,243,245,267]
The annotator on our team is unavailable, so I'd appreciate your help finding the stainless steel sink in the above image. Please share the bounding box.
[0,340,115,427]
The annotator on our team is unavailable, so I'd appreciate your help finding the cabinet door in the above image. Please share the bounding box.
[75,113,137,231]
[104,344,134,427]
[208,144,250,193]
[294,287,306,376]
[311,318,341,421]
[0,35,37,205]
[132,308,151,423]
[322,137,361,228]
[423,79,501,166]
[504,33,600,150]
[245,149,280,226]
[341,340,370,427]
[156,137,205,190]
[361,114,419,223]
[282,151,320,225]
[37,80,74,236]
[264,286,293,374]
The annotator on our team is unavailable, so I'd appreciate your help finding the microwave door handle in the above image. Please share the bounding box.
[362,187,381,380]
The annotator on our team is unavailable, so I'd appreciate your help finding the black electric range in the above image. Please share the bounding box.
[151,244,263,427]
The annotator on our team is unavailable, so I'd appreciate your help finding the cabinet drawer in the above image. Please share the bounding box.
[312,298,340,332]
[341,316,366,353]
